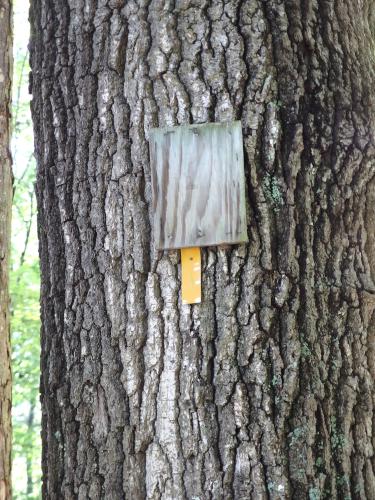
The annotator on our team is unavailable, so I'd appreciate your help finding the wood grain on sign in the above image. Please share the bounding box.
[149,121,248,250]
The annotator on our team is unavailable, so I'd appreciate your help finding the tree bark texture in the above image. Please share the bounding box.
[30,1,375,499]
[0,1,12,499]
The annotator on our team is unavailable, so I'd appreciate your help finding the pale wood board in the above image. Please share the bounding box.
[149,121,248,250]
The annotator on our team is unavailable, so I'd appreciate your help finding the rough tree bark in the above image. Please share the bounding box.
[0,1,12,499]
[30,1,375,499]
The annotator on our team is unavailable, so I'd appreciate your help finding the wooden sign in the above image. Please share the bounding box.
[149,121,248,250]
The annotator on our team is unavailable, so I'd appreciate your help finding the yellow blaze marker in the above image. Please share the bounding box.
[181,247,201,304]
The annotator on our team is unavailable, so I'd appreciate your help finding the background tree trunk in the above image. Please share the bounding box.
[0,1,12,499]
[30,1,375,498]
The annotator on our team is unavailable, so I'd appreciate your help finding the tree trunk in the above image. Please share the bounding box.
[0,1,12,499]
[30,1,375,499]
[26,400,36,496]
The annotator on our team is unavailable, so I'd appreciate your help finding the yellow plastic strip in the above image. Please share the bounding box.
[181,247,201,305]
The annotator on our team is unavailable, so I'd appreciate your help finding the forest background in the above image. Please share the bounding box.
[11,1,41,498]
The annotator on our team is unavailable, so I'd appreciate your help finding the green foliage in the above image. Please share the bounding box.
[11,1,41,498]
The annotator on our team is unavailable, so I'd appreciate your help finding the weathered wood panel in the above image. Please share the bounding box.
[149,121,248,250]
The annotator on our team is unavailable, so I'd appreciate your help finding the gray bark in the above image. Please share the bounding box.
[30,1,375,499]
[0,1,12,498]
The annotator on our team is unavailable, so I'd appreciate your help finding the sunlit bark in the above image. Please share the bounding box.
[0,1,12,498]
